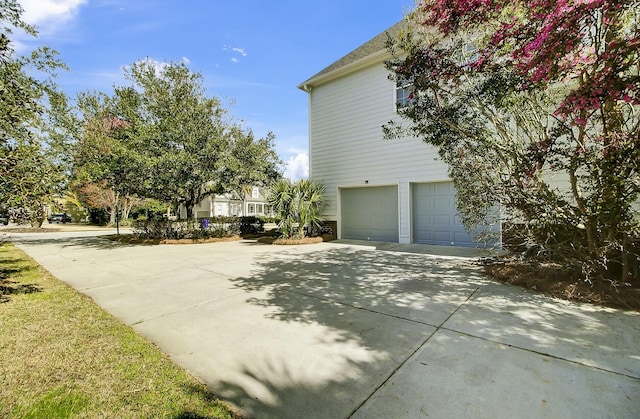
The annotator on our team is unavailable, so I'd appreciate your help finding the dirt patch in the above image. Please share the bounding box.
[484,260,640,312]
[257,236,326,245]
[103,234,242,245]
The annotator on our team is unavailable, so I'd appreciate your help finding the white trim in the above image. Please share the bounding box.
[299,49,390,89]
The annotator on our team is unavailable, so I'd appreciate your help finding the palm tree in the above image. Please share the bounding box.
[268,179,296,238]
[267,179,326,238]
[296,179,325,237]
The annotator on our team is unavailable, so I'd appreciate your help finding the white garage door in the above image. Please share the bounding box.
[341,186,398,242]
[412,182,474,247]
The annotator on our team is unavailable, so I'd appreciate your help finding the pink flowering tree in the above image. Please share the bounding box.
[385,1,639,283]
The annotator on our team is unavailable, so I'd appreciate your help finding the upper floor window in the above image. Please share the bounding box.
[461,41,479,65]
[252,187,260,199]
[396,82,414,110]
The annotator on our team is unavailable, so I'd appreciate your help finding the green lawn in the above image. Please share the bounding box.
[0,242,237,418]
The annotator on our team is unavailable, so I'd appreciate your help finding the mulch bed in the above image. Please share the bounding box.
[256,235,330,245]
[484,260,640,312]
[103,234,242,245]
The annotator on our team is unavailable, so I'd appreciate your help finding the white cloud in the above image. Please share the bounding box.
[223,45,247,57]
[223,45,248,63]
[232,47,247,57]
[19,0,87,29]
[284,152,309,181]
[182,57,191,65]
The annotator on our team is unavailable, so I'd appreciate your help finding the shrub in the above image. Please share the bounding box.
[239,216,264,235]
[133,217,239,240]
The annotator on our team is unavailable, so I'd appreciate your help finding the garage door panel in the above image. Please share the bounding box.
[412,182,474,247]
[341,186,398,242]
[434,214,451,225]
[434,197,451,209]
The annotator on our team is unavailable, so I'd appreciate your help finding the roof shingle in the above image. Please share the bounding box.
[298,20,407,89]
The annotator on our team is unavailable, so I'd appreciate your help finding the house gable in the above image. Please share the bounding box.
[298,20,407,91]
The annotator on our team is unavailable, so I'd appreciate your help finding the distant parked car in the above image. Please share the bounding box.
[48,213,72,223]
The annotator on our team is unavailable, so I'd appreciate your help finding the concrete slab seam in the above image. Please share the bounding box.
[346,326,440,418]
[439,326,640,381]
[195,266,235,278]
[435,286,482,329]
[283,288,439,328]
[346,286,483,418]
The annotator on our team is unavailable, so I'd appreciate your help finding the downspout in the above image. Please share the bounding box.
[302,84,312,179]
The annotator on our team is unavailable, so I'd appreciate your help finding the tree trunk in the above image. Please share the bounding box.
[185,202,194,219]
[30,203,45,228]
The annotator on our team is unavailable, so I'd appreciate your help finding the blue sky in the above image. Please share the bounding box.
[16,0,415,180]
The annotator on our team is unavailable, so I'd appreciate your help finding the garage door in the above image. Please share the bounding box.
[412,182,474,247]
[341,186,398,242]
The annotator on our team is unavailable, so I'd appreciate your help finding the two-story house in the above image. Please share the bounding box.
[180,186,273,219]
[298,21,490,247]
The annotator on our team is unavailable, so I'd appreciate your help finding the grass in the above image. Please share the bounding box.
[0,242,238,418]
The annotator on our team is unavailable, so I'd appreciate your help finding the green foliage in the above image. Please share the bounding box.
[69,60,281,221]
[0,1,70,227]
[132,217,239,240]
[135,198,170,219]
[386,6,640,284]
[239,216,265,235]
[221,129,282,195]
[268,179,326,239]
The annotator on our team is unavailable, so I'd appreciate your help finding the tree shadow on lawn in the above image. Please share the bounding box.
[0,252,42,303]
[0,279,41,302]
[214,245,640,417]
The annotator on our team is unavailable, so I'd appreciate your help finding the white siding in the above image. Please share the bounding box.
[308,61,451,243]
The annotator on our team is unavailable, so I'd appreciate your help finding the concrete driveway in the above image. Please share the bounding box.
[9,231,640,418]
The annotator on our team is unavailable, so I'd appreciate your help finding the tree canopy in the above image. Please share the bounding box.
[0,0,69,226]
[386,1,640,283]
[70,60,282,220]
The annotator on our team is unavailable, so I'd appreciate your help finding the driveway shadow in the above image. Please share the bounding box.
[9,234,141,251]
[213,246,487,418]
[232,246,488,327]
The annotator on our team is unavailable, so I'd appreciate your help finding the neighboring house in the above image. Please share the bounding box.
[180,186,273,219]
[298,20,496,247]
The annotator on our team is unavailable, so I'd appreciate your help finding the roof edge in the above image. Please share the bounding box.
[297,20,408,91]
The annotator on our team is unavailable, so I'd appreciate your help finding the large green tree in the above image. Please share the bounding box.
[121,60,226,218]
[71,90,145,224]
[122,60,281,218]
[70,60,281,220]
[0,0,69,226]
[386,1,640,283]
[221,128,281,196]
